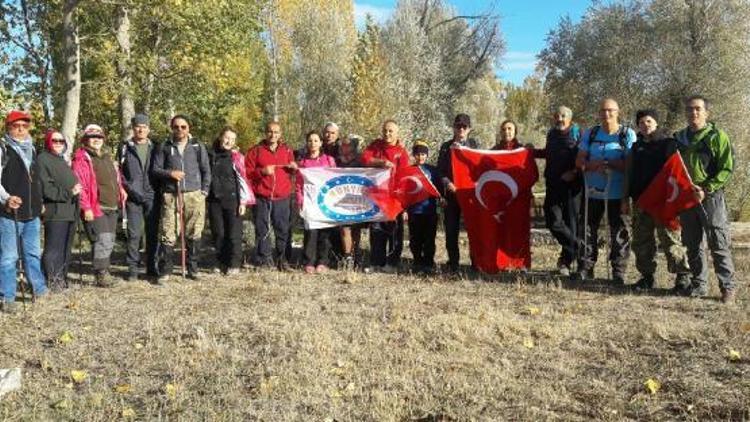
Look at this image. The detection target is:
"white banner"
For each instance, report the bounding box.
[299,167,392,229]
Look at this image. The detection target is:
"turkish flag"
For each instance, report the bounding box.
[365,179,404,221]
[451,147,539,273]
[394,166,441,209]
[636,152,699,230]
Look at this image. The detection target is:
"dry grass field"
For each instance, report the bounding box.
[1,231,748,421]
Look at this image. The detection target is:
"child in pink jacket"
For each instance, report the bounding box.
[71,124,126,287]
[296,131,336,274]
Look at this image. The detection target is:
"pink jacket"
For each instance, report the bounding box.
[71,147,125,218]
[296,153,336,208]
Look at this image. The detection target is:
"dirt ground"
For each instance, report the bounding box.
[0,232,748,421]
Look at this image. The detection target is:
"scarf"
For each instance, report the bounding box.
[4,133,35,170]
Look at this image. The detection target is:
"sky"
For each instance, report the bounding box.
[353,0,592,85]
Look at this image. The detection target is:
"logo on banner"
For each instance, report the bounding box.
[317,175,380,221]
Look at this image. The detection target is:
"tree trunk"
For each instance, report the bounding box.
[115,4,135,142]
[60,0,80,162]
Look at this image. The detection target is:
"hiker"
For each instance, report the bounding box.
[151,115,211,281]
[674,95,736,303]
[338,134,365,271]
[245,121,297,271]
[0,110,47,313]
[72,124,127,287]
[207,126,253,275]
[493,119,523,150]
[436,113,479,274]
[406,140,440,274]
[623,109,691,291]
[361,120,410,273]
[575,98,635,284]
[118,113,159,282]
[38,129,81,291]
[535,106,582,277]
[296,130,337,274]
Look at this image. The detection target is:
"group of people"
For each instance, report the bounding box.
[0,93,737,314]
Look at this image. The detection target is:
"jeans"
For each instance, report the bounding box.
[0,216,46,302]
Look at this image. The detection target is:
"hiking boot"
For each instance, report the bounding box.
[688,284,708,298]
[573,268,594,281]
[1,301,20,314]
[226,268,240,276]
[341,255,355,272]
[186,271,200,281]
[125,270,139,282]
[277,261,292,272]
[382,265,398,274]
[95,271,117,288]
[556,259,571,277]
[633,275,655,291]
[721,289,736,304]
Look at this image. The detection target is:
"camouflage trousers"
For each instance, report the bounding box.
[631,207,690,276]
[160,190,206,246]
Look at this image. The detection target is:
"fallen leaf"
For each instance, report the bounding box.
[52,399,70,409]
[134,343,144,350]
[121,407,136,418]
[65,301,79,310]
[70,370,87,384]
[644,378,660,394]
[740,322,750,334]
[728,349,742,362]
[164,383,177,399]
[523,338,535,349]
[527,306,541,316]
[114,383,131,394]
[58,331,74,345]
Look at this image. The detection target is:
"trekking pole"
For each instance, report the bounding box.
[603,169,612,282]
[12,209,28,310]
[580,170,590,279]
[177,182,187,280]
[76,216,84,285]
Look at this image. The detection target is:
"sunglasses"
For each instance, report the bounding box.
[172,125,188,130]
[51,138,66,143]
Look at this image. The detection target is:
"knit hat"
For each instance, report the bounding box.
[5,110,31,125]
[81,124,105,140]
[635,109,659,124]
[412,139,429,155]
[131,113,150,127]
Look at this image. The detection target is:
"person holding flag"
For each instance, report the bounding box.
[623,109,691,292]
[361,120,409,273]
[674,95,736,303]
[404,140,441,274]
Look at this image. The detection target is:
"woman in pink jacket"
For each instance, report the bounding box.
[296,131,336,274]
[71,124,126,287]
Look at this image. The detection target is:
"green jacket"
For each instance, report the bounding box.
[675,122,733,193]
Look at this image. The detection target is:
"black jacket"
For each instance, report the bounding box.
[628,130,680,202]
[37,150,79,221]
[436,137,479,194]
[542,125,581,197]
[151,137,211,194]
[0,143,42,221]
[207,147,239,207]
[117,139,156,204]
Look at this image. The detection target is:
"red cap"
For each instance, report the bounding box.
[5,110,32,125]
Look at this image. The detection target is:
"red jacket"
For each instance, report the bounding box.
[245,140,295,200]
[360,139,410,172]
[71,147,125,218]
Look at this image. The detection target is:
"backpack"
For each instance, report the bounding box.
[675,126,734,180]
[587,124,629,158]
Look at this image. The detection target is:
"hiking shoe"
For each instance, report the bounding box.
[633,275,655,290]
[341,255,355,272]
[1,301,20,314]
[574,268,594,281]
[157,274,171,284]
[688,284,708,298]
[277,262,292,272]
[186,272,200,281]
[95,271,117,288]
[721,289,736,304]
[304,265,315,274]
[558,265,570,277]
[315,264,328,274]
[612,273,626,286]
[382,265,398,274]
[125,271,138,282]
[226,268,240,276]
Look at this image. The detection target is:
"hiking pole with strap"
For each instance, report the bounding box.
[12,209,28,310]
[602,168,612,282]
[176,182,187,280]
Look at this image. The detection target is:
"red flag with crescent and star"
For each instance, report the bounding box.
[636,152,699,230]
[394,165,441,209]
[451,146,539,273]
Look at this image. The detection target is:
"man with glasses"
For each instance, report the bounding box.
[674,95,736,303]
[0,110,47,313]
[151,115,211,281]
[575,98,635,284]
[118,113,159,282]
[436,113,479,274]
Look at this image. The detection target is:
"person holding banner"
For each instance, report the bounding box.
[623,109,691,292]
[296,131,337,274]
[245,121,297,271]
[674,95,736,303]
[361,120,409,273]
[406,140,440,274]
